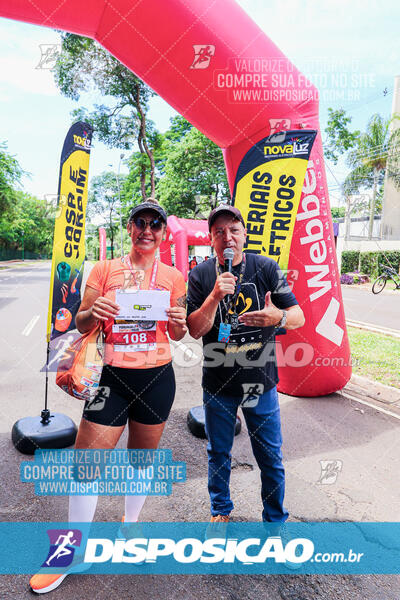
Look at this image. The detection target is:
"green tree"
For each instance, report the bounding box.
[164,115,193,143]
[85,223,99,261]
[88,172,127,258]
[54,34,157,199]
[324,109,363,239]
[156,123,230,217]
[0,191,53,254]
[122,130,164,208]
[330,206,346,219]
[122,115,193,214]
[324,108,360,164]
[0,142,26,214]
[344,114,398,239]
[325,110,400,239]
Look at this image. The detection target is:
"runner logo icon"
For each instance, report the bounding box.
[269,118,291,134]
[190,45,215,69]
[42,529,82,568]
[317,460,343,485]
[36,44,61,69]
[241,383,264,407]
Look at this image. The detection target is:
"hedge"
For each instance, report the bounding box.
[341,251,360,274]
[0,249,51,261]
[341,250,400,278]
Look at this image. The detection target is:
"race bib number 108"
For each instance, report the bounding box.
[111,322,157,352]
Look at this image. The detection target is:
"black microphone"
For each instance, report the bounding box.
[223,248,235,303]
[223,247,234,273]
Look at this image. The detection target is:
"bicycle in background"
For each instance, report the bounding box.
[372,265,400,294]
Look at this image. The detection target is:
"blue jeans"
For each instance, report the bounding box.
[203,386,288,522]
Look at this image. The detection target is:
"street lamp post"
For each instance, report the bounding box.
[21,230,24,261]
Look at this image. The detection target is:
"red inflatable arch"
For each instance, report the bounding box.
[160,217,210,278]
[0,0,351,396]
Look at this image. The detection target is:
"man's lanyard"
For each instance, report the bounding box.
[124,255,158,290]
[215,253,246,325]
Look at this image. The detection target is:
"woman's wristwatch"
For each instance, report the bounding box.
[275,309,287,329]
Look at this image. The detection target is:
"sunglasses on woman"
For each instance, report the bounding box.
[132,216,164,231]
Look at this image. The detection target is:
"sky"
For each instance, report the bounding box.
[0,0,399,209]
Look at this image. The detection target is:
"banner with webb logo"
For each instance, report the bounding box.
[46,121,94,342]
[232,129,316,272]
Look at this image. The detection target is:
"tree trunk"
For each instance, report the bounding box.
[368,168,378,239]
[214,183,219,209]
[134,86,156,200]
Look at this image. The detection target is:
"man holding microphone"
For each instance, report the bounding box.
[187,204,304,524]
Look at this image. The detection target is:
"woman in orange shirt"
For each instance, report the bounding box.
[30,200,187,594]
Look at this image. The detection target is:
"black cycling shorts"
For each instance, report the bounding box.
[82,362,176,427]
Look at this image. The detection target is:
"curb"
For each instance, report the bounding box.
[346,319,400,339]
[339,375,400,421]
[341,283,399,295]
[347,374,400,405]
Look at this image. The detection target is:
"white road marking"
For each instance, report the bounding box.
[21,315,40,336]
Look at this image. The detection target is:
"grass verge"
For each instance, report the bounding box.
[348,326,400,388]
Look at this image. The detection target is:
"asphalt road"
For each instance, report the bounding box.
[1,261,400,599]
[341,285,400,331]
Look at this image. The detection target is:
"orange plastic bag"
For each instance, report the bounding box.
[56,260,110,400]
[56,325,105,400]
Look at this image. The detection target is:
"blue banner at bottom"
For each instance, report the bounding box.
[2,522,400,574]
